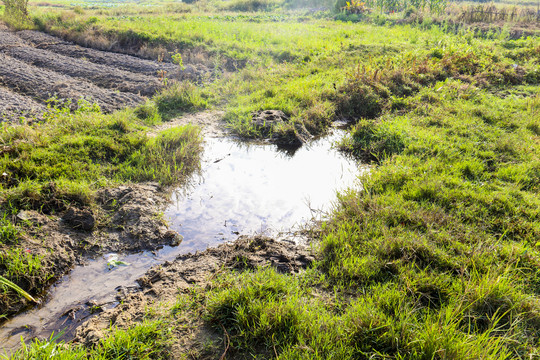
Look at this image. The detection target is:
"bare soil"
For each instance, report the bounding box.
[0,24,207,119]
[16,30,203,81]
[0,86,45,123]
[2,43,163,97]
[0,52,144,113]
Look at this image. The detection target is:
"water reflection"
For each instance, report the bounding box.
[0,129,363,354]
[166,129,363,251]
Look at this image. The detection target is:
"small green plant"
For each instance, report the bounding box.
[1,0,29,23]
[343,0,370,14]
[171,52,185,71]
[0,214,19,244]
[0,275,36,303]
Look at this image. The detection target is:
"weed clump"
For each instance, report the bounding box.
[154,82,209,119]
[339,119,409,161]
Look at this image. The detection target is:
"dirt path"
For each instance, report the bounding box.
[147,110,228,138]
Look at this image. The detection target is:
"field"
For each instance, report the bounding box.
[0,0,540,357]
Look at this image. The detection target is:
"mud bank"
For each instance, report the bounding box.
[75,235,315,351]
[0,183,180,318]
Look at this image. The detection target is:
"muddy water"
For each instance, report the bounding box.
[0,129,362,353]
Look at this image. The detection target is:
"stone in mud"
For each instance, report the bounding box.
[252,110,289,134]
[62,208,95,231]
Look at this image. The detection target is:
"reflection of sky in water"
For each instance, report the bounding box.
[0,131,362,354]
[166,130,363,252]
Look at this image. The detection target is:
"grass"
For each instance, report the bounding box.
[28,5,539,143]
[5,319,170,359]
[1,0,540,358]
[0,93,203,316]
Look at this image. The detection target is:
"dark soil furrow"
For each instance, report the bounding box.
[0,29,162,96]
[1,45,163,96]
[0,53,144,112]
[0,30,25,48]
[0,86,46,122]
[16,30,199,80]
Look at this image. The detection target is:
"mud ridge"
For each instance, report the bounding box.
[74,235,315,347]
[0,37,163,97]
[16,30,203,81]
[0,86,46,123]
[0,52,144,112]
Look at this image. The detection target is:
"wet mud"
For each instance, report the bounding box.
[0,183,181,320]
[75,235,315,349]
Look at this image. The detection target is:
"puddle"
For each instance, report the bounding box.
[166,130,363,249]
[0,129,363,354]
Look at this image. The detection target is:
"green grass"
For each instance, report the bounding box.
[0,94,203,316]
[2,1,540,358]
[5,319,170,359]
[29,7,539,143]
[1,104,202,211]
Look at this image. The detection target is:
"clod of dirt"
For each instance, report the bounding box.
[252,110,290,134]
[62,208,95,231]
[0,53,144,113]
[75,235,314,346]
[252,110,312,146]
[95,183,182,253]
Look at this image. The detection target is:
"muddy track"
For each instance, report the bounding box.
[16,30,198,80]
[0,52,144,113]
[0,33,163,96]
[0,86,45,122]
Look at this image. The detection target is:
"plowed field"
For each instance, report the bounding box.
[0,26,195,121]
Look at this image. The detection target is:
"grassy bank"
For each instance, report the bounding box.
[0,98,203,317]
